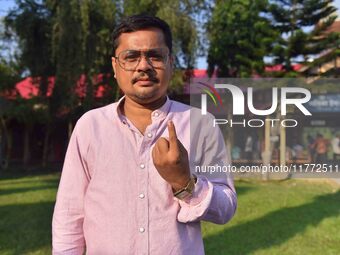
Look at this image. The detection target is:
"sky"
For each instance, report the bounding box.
[1,0,340,68]
[0,0,15,15]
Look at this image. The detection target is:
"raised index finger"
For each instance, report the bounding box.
[167,120,178,150]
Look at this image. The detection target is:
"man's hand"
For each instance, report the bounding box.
[152,120,191,192]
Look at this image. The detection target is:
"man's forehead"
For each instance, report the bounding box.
[117,28,167,49]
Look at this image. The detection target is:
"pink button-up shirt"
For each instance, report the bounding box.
[52,97,237,255]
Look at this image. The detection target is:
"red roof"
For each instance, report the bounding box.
[184,65,304,94]
[265,64,303,72]
[4,74,112,100]
[4,66,304,100]
[15,77,54,99]
[191,69,217,78]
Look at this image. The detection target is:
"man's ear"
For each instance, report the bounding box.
[111,57,117,78]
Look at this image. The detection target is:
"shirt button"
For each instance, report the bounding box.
[147,133,152,138]
[140,164,145,169]
[139,193,145,199]
[153,112,159,117]
[139,227,145,233]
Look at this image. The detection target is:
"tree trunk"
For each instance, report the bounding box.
[5,130,12,170]
[85,72,94,111]
[23,124,31,167]
[42,123,50,168]
[0,117,11,170]
[0,120,3,170]
[68,120,73,141]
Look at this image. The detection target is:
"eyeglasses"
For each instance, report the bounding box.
[114,48,170,71]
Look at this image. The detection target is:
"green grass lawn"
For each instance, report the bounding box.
[0,172,339,255]
[0,172,59,255]
[203,179,340,255]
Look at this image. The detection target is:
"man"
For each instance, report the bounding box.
[244,134,253,162]
[312,133,329,164]
[331,134,340,162]
[52,14,237,255]
[307,135,315,163]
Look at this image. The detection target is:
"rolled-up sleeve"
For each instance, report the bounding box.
[176,112,237,224]
[176,175,236,224]
[52,119,91,255]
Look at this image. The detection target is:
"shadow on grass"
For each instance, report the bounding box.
[0,201,55,254]
[204,191,340,255]
[0,165,62,181]
[0,184,58,197]
[234,186,254,197]
[0,169,61,188]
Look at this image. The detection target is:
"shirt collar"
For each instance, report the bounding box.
[114,95,172,124]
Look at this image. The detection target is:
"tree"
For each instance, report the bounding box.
[79,0,118,111]
[3,0,119,167]
[5,0,55,95]
[5,0,55,167]
[0,60,20,170]
[50,0,83,116]
[51,0,118,139]
[206,0,277,77]
[269,0,338,76]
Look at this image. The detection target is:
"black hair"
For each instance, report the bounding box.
[112,14,172,56]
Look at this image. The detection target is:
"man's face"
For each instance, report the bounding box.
[112,28,173,104]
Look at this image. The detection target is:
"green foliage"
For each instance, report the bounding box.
[7,97,49,126]
[5,0,55,96]
[0,60,20,92]
[79,0,117,111]
[50,0,119,113]
[4,0,118,116]
[0,58,21,121]
[207,0,277,77]
[3,0,55,138]
[269,0,339,75]
[50,0,83,115]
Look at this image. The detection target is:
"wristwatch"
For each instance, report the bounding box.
[173,175,197,200]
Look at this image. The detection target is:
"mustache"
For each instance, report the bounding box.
[132,73,159,84]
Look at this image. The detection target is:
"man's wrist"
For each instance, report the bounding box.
[172,175,197,200]
[171,175,191,192]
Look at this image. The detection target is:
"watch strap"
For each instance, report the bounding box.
[173,175,197,200]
